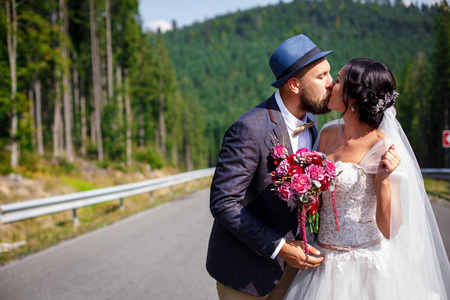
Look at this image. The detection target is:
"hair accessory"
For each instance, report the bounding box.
[375,90,399,113]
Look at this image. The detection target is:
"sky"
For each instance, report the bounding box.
[139,0,441,32]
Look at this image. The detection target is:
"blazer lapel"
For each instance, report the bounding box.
[307,114,319,146]
[266,95,293,154]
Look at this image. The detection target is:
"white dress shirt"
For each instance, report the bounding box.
[270,91,313,259]
[275,90,313,152]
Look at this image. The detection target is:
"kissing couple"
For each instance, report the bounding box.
[206,34,450,300]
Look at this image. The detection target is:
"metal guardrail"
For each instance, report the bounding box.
[0,168,215,225]
[1,167,445,225]
[421,168,450,180]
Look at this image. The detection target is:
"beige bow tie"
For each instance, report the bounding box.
[292,121,315,137]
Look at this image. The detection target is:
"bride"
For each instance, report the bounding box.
[284,58,450,299]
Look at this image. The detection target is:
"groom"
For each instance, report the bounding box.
[206,34,334,299]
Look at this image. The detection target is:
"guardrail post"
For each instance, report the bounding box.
[73,209,79,227]
[170,186,174,196]
[120,198,124,210]
[149,191,154,202]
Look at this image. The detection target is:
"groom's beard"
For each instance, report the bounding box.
[300,87,331,115]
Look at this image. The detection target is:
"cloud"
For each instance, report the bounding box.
[145,19,173,33]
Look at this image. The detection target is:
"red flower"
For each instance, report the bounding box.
[288,164,304,176]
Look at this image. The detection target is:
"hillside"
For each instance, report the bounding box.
[163,0,438,164]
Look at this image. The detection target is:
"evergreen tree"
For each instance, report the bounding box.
[429,0,450,167]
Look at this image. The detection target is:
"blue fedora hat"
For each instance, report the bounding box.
[269,34,333,88]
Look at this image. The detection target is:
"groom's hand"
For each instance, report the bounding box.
[278,240,324,270]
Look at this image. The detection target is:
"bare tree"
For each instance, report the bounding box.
[89,0,104,161]
[124,68,132,166]
[105,0,114,104]
[6,0,19,168]
[80,80,87,157]
[28,87,36,151]
[116,63,124,127]
[53,69,62,157]
[34,76,44,156]
[60,0,74,162]
[158,78,167,159]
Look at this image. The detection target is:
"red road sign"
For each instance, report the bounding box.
[444,130,450,148]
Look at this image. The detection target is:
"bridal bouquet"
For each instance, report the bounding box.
[270,145,339,254]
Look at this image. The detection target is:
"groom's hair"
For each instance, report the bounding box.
[342,58,397,128]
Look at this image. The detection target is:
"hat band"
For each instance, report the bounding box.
[276,47,322,80]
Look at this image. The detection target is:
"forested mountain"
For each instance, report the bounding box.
[0,0,448,173]
[0,0,205,174]
[164,0,449,167]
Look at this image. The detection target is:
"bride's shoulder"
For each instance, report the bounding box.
[318,123,343,152]
[321,123,343,138]
[371,129,387,148]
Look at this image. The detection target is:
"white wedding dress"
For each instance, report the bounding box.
[284,109,450,300]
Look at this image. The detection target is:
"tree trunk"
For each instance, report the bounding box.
[158,79,166,159]
[185,142,193,171]
[124,68,132,166]
[90,93,96,145]
[73,51,80,124]
[60,0,74,162]
[172,136,178,165]
[138,108,144,147]
[29,87,36,151]
[6,0,19,168]
[105,0,114,104]
[116,63,124,128]
[89,0,104,161]
[80,80,87,157]
[34,76,44,156]
[53,69,62,157]
[184,115,193,171]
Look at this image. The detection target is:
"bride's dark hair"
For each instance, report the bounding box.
[342,58,397,128]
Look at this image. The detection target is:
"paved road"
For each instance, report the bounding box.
[0,189,217,300]
[0,189,448,300]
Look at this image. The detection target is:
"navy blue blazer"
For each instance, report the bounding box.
[206,94,319,297]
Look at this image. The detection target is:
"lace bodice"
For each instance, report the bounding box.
[319,161,382,246]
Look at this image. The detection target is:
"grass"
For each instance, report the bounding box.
[60,176,95,191]
[424,178,450,201]
[0,178,212,265]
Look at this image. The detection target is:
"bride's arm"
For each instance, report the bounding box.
[374,145,402,239]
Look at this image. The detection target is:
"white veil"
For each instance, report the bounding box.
[313,107,450,298]
[375,107,450,298]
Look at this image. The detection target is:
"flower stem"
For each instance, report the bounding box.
[298,203,308,254]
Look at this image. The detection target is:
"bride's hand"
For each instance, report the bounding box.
[377,145,400,181]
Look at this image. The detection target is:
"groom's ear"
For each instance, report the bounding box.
[287,77,301,94]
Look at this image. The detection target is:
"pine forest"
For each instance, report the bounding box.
[0,0,449,177]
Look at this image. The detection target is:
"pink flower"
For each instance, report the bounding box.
[277,182,293,201]
[324,158,336,177]
[290,173,311,195]
[276,159,290,177]
[305,164,325,181]
[295,148,310,158]
[271,144,288,160]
